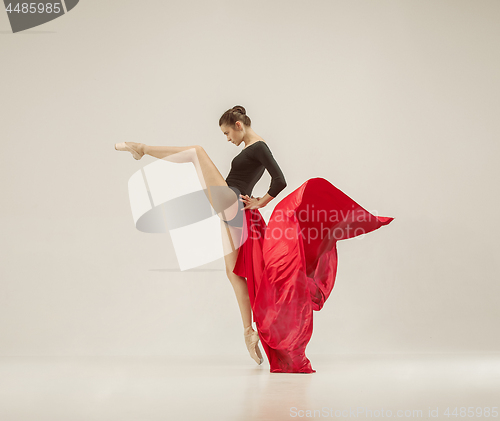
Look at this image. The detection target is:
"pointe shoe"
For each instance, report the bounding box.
[114,142,144,160]
[244,326,264,365]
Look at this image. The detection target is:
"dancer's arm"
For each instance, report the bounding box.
[251,142,287,197]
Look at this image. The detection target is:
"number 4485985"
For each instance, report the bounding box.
[5,3,61,14]
[444,407,499,418]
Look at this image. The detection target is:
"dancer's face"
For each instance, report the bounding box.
[221,122,244,147]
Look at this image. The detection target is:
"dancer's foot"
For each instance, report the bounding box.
[114,142,145,160]
[244,326,264,365]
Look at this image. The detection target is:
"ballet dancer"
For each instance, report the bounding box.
[115,105,285,366]
[116,105,394,373]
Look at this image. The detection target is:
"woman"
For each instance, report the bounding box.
[115,105,394,373]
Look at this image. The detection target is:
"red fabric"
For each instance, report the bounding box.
[233,177,394,373]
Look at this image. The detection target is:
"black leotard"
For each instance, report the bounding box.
[223,141,286,229]
[225,141,287,198]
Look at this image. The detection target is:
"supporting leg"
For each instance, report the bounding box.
[224,246,252,328]
[221,220,264,364]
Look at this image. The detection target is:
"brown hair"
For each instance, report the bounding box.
[219,105,251,128]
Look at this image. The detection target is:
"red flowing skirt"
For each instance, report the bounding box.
[232,177,394,373]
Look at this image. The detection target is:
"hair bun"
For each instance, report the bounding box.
[232,105,246,115]
[219,105,251,127]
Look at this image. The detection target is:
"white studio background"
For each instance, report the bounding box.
[0,0,499,358]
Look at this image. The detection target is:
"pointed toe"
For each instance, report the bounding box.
[114,142,143,160]
[244,326,264,366]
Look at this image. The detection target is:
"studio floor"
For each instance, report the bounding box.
[1,353,498,421]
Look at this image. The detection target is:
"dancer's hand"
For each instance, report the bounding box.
[240,194,262,210]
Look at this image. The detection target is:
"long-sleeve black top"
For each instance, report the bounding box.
[225,141,287,198]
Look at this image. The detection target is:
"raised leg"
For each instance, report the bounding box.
[141,143,240,222]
